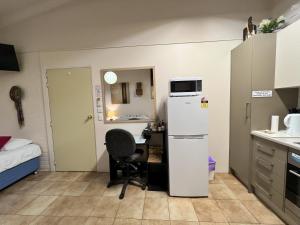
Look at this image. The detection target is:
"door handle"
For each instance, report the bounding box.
[85,114,93,122]
[289,170,300,178]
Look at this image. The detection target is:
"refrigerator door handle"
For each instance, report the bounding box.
[171,135,207,139]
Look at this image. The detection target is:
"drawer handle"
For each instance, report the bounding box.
[289,170,300,178]
[256,157,274,171]
[256,171,273,184]
[257,145,275,156]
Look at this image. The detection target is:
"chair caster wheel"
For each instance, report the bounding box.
[142,185,146,190]
[119,193,124,199]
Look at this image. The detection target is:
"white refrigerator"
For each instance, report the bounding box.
[167,96,208,197]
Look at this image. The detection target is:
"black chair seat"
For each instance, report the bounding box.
[105,129,148,199]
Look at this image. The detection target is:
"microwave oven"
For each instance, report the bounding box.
[170,78,202,96]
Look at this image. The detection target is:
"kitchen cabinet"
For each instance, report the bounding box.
[251,133,300,225]
[252,136,287,210]
[275,20,300,89]
[230,34,298,188]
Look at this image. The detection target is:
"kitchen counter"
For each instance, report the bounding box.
[251,130,300,151]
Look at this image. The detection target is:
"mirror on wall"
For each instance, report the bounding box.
[101,68,156,123]
[111,82,130,104]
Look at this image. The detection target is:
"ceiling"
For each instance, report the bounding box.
[0,0,281,29]
[0,0,76,28]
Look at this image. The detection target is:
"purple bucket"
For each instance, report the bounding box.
[209,156,216,172]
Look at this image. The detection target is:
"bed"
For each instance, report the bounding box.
[0,144,41,190]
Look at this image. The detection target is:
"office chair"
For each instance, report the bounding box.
[105,129,147,199]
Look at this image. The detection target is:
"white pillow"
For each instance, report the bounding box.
[3,138,33,150]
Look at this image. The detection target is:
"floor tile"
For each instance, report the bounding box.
[171,221,199,225]
[209,184,236,200]
[217,200,257,224]
[116,197,144,219]
[57,216,89,225]
[80,181,106,196]
[126,185,146,198]
[199,223,228,225]
[225,183,257,201]
[43,196,98,217]
[4,181,38,194]
[142,220,171,225]
[0,172,284,225]
[90,196,120,218]
[168,198,198,221]
[63,181,90,196]
[85,217,115,225]
[145,191,168,198]
[0,214,36,225]
[113,218,142,225]
[103,185,123,197]
[215,173,237,181]
[209,175,224,184]
[192,199,227,222]
[40,181,71,195]
[0,194,37,214]
[17,196,57,216]
[143,198,169,220]
[242,200,284,224]
[76,172,108,183]
[26,181,56,195]
[29,215,62,225]
[25,172,51,181]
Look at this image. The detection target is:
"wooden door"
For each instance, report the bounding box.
[47,67,97,171]
[229,39,253,186]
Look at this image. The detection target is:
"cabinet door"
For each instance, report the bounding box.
[229,39,252,187]
[252,34,298,130]
[275,19,300,88]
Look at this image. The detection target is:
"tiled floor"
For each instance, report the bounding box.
[0,172,285,225]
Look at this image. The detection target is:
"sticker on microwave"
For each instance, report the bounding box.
[201,97,208,109]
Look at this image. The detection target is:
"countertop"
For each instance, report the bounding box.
[251,130,300,151]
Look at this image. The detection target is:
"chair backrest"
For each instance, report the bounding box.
[105,129,136,160]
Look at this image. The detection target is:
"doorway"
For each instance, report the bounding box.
[47,67,97,171]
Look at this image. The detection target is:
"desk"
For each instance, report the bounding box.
[134,136,146,144]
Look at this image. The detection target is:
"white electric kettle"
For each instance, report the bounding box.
[284,114,300,136]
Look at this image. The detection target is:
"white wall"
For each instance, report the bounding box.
[104,69,155,120]
[0,53,50,169]
[0,0,275,172]
[38,41,240,172]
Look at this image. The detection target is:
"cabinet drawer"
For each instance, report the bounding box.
[254,156,286,179]
[254,139,287,162]
[285,208,300,225]
[254,182,284,209]
[254,169,285,194]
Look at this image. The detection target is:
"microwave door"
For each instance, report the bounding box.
[171,81,195,93]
